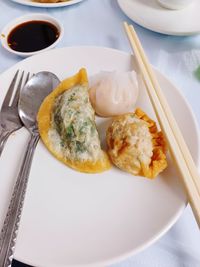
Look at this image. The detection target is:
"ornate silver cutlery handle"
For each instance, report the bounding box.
[0,133,40,267]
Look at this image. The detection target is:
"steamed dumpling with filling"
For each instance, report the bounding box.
[106,108,168,179]
[37,68,111,173]
[89,71,139,117]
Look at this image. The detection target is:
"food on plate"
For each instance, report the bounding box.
[33,0,68,3]
[37,68,111,173]
[89,71,139,117]
[106,108,167,178]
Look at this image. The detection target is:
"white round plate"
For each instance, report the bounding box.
[10,0,84,8]
[0,46,199,267]
[118,0,200,36]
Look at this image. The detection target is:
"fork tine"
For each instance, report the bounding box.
[11,71,25,107]
[24,72,30,85]
[1,70,19,109]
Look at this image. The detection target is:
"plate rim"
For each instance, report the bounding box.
[117,0,200,36]
[1,45,200,267]
[10,0,84,8]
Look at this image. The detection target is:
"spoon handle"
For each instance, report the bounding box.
[0,129,10,157]
[0,133,40,267]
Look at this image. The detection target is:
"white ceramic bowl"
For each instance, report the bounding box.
[0,13,64,57]
[157,0,194,9]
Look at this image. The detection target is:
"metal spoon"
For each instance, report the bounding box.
[0,71,60,267]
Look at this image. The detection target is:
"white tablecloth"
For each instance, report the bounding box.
[0,0,200,266]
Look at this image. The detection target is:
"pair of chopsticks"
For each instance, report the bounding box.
[124,22,200,228]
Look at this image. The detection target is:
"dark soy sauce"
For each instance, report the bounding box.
[7,20,59,52]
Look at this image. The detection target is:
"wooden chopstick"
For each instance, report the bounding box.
[123,22,200,228]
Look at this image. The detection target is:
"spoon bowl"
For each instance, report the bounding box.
[19,71,60,130]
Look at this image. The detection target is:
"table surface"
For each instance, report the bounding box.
[0,0,200,267]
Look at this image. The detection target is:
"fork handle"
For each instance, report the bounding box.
[0,129,10,157]
[0,133,40,267]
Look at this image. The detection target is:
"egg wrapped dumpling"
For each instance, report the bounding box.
[37,68,111,173]
[106,108,167,178]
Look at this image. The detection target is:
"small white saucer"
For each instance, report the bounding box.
[0,13,64,57]
[118,0,200,36]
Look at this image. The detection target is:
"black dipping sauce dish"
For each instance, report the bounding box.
[1,13,64,57]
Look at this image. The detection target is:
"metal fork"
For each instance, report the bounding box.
[0,70,30,156]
